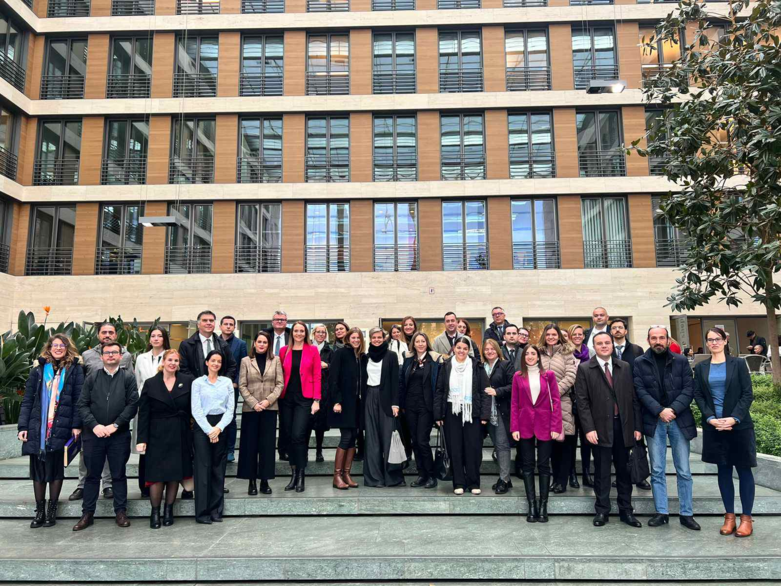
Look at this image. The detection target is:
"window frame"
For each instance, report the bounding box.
[305,115,350,183]
[441,199,489,271]
[235,201,283,273]
[580,195,633,269]
[372,113,418,182]
[372,30,416,94]
[507,110,555,179]
[373,200,419,272]
[239,34,284,96]
[305,201,351,273]
[440,112,486,181]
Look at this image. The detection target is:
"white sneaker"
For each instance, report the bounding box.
[471,488,482,495]
[454,488,464,495]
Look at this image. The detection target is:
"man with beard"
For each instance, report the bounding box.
[585,307,610,356]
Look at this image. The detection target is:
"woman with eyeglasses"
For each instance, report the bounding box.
[481,339,515,494]
[310,325,334,463]
[693,327,756,537]
[568,324,593,488]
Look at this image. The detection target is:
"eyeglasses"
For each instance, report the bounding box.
[102,351,120,356]
[492,312,504,317]
[51,344,67,349]
[518,333,529,338]
[273,318,287,322]
[706,338,724,344]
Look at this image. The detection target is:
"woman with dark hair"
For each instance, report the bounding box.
[481,339,515,494]
[279,321,321,493]
[568,323,592,488]
[18,334,84,528]
[333,322,350,350]
[329,327,366,489]
[694,327,757,537]
[401,316,418,347]
[238,331,283,495]
[388,325,409,366]
[457,319,482,361]
[310,324,333,463]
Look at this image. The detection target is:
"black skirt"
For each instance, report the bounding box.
[701,425,757,468]
[29,451,65,483]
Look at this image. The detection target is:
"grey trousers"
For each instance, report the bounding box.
[488,415,512,482]
[77,452,112,489]
[363,385,404,488]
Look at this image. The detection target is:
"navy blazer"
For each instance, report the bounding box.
[693,356,753,430]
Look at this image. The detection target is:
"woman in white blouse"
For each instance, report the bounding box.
[388,325,409,366]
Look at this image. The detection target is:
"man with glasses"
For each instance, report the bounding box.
[484,307,510,346]
[585,307,610,356]
[264,311,292,460]
[633,326,700,531]
[73,341,139,531]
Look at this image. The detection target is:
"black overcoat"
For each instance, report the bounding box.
[328,347,366,429]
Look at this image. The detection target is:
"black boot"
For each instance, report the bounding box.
[538,474,550,523]
[295,467,306,493]
[582,469,594,488]
[150,506,161,529]
[248,480,258,496]
[30,500,46,529]
[43,500,58,527]
[163,504,175,526]
[284,466,297,491]
[569,471,580,489]
[521,473,537,523]
[259,480,272,495]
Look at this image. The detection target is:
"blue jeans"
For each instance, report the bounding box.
[646,418,693,516]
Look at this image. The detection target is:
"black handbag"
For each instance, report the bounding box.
[434,427,452,481]
[628,441,651,484]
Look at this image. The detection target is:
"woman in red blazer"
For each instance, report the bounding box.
[279,321,322,493]
[511,345,563,524]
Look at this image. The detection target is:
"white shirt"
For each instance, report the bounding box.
[527,365,541,404]
[199,333,215,358]
[273,332,286,356]
[367,359,383,386]
[103,366,119,377]
[596,355,613,377]
[587,326,608,356]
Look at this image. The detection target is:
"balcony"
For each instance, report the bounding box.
[578,149,627,178]
[373,70,416,94]
[583,239,633,269]
[106,74,151,98]
[40,75,85,100]
[165,245,212,274]
[574,64,620,90]
[570,0,612,4]
[373,152,417,182]
[641,64,673,88]
[305,245,350,272]
[0,52,25,92]
[25,247,74,276]
[307,0,348,9]
[239,72,283,96]
[237,156,283,183]
[649,156,668,176]
[443,243,488,271]
[506,66,551,91]
[439,68,483,93]
[509,151,556,179]
[33,158,80,186]
[47,0,90,16]
[655,238,688,267]
[241,0,284,10]
[234,246,282,273]
[512,241,560,270]
[177,0,220,12]
[0,146,18,181]
[169,157,214,184]
[374,244,419,272]
[305,154,349,183]
[0,243,8,274]
[173,72,217,97]
[372,0,414,8]
[441,152,485,181]
[101,157,147,185]
[438,0,479,7]
[95,246,143,275]
[111,0,154,13]
[306,72,349,95]
[503,0,546,5]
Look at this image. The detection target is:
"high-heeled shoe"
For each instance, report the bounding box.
[163,504,175,526]
[295,468,306,493]
[150,506,161,529]
[284,466,297,491]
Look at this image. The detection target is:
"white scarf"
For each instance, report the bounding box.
[448,357,473,425]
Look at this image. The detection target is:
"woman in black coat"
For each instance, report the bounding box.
[481,339,514,494]
[311,325,334,463]
[17,334,84,528]
[329,327,367,489]
[693,327,756,537]
[136,349,194,529]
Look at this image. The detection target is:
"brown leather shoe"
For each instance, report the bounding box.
[343,447,359,488]
[115,511,131,528]
[72,512,94,532]
[333,448,349,490]
[736,514,753,537]
[720,513,737,535]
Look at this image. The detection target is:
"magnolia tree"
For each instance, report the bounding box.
[637,0,781,382]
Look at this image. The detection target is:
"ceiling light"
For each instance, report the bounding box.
[140,215,176,228]
[586,79,627,94]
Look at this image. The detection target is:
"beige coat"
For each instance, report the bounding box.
[540,344,578,436]
[239,355,283,412]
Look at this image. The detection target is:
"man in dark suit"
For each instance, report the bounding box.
[263,311,292,459]
[484,306,510,346]
[575,331,643,528]
[220,315,248,464]
[501,324,524,372]
[179,310,237,380]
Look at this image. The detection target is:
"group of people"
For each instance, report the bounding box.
[15,306,758,536]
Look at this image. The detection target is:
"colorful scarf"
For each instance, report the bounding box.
[40,362,67,451]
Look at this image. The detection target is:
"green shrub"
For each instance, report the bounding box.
[753,414,781,458]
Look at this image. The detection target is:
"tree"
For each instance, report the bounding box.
[635,0,781,382]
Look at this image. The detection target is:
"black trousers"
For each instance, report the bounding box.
[82,430,131,514]
[277,396,291,456]
[193,414,228,522]
[592,417,633,516]
[551,434,576,486]
[577,413,593,474]
[518,437,553,476]
[237,409,277,481]
[398,409,414,458]
[406,403,434,478]
[280,398,313,469]
[443,407,483,490]
[338,427,358,450]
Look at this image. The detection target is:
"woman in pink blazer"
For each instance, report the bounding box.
[511,345,563,524]
[279,321,322,493]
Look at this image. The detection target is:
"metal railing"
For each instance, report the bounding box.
[305,155,349,182]
[373,70,415,94]
[374,244,419,272]
[22,0,34,8]
[169,157,214,184]
[438,0,479,7]
[441,153,486,181]
[578,149,627,178]
[242,0,284,10]
[173,72,217,97]
[512,241,560,270]
[570,0,612,4]
[373,152,417,182]
[306,73,349,95]
[234,246,282,273]
[574,64,620,90]
[307,0,349,9]
[305,245,351,272]
[237,156,283,183]
[101,157,147,185]
[0,146,18,181]
[509,151,556,179]
[40,75,85,99]
[95,246,143,275]
[165,245,212,274]
[106,74,151,98]
[641,64,672,88]
[439,68,483,93]
[177,0,220,12]
[0,52,25,92]
[503,0,547,5]
[506,66,551,91]
[0,243,9,274]
[112,0,154,13]
[239,72,284,96]
[33,158,80,186]
[372,0,414,8]
[25,247,74,276]
[655,238,689,267]
[583,239,633,269]
[47,0,90,16]
[649,156,668,176]
[443,243,488,271]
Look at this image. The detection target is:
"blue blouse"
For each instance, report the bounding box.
[708,362,727,420]
[192,375,234,434]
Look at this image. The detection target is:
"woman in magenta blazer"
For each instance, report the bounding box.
[511,345,562,524]
[279,321,322,493]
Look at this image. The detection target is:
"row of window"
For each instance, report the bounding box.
[12,196,685,277]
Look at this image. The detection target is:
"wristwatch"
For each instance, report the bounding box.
[112,423,119,429]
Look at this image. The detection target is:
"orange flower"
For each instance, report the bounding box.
[43,306,51,314]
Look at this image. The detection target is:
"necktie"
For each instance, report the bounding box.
[274,335,281,356]
[604,362,618,416]
[616,345,624,360]
[206,338,213,354]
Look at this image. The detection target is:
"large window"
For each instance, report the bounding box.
[0,197,11,273]
[639,26,681,87]
[238,117,283,183]
[306,116,349,183]
[26,206,76,276]
[581,196,632,268]
[442,200,488,271]
[174,36,218,97]
[307,0,348,11]
[0,14,25,91]
[34,120,82,186]
[439,31,482,93]
[374,202,418,272]
[96,204,143,275]
[508,112,554,179]
[373,115,416,182]
[42,38,87,99]
[236,203,282,273]
[166,203,213,274]
[372,0,413,10]
[307,34,349,95]
[102,118,149,185]
[576,110,626,177]
[652,195,687,267]
[511,199,559,269]
[170,117,216,184]
[305,203,350,272]
[0,108,17,180]
[177,0,221,14]
[505,30,549,91]
[571,25,617,90]
[112,0,155,16]
[107,37,152,98]
[48,0,90,17]
[240,36,283,96]
[373,32,415,94]
[242,0,284,12]
[645,108,668,176]
[441,113,485,180]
